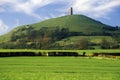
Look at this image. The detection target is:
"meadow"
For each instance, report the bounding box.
[0,57,120,80]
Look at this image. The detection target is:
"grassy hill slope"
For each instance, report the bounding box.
[33,15,109,34]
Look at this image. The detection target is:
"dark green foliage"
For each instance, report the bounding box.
[77,38,90,50]
[103,26,119,31]
[0,26,71,49]
[111,30,120,42]
[100,38,119,49]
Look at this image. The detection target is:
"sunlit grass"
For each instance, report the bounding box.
[0,57,120,80]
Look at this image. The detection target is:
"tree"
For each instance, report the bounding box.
[41,33,52,49]
[109,40,119,49]
[112,30,120,43]
[100,38,119,49]
[16,39,26,48]
[35,35,42,49]
[100,38,110,49]
[10,32,18,41]
[77,38,90,50]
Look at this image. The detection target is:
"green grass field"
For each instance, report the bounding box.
[0,57,120,80]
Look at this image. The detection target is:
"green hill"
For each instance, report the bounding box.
[0,15,119,49]
[0,15,112,41]
[33,15,110,34]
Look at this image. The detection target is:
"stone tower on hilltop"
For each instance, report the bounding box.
[68,7,73,15]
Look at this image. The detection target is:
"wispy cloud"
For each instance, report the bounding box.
[0,0,55,19]
[0,19,9,35]
[69,0,120,18]
[0,0,66,19]
[0,0,120,19]
[13,0,54,19]
[14,0,68,19]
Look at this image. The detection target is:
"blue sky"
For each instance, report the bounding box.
[0,0,120,35]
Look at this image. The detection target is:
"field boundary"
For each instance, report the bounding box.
[0,49,120,58]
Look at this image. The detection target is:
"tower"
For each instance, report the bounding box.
[68,7,73,15]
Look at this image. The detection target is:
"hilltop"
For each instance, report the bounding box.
[33,15,111,34]
[0,15,120,49]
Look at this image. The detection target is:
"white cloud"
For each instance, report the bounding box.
[69,0,120,18]
[13,0,66,19]
[0,0,54,19]
[0,0,120,19]
[0,0,67,19]
[0,19,9,35]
